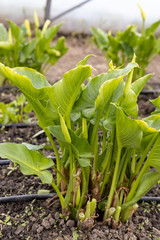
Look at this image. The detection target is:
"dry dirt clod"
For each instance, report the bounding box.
[42,219,51,229]
[37,226,44,233]
[15,225,24,235]
[66,220,75,227]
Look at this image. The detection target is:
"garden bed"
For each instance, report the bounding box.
[0,35,160,240]
[0,166,160,240]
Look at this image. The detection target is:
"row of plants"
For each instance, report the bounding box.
[0,10,68,85]
[0,55,160,227]
[0,11,68,124]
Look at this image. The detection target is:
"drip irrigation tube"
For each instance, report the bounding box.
[0,122,37,128]
[0,86,17,90]
[0,194,159,204]
[138,197,160,203]
[0,160,11,165]
[0,194,56,203]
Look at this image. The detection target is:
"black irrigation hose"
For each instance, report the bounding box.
[0,194,159,204]
[0,160,11,165]
[0,86,17,90]
[0,122,37,128]
[0,194,56,203]
[138,197,160,203]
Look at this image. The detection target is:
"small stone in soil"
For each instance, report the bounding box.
[42,219,51,229]
[32,223,39,233]
[37,226,44,233]
[52,232,58,237]
[66,220,75,227]
[60,219,65,225]
[30,216,36,222]
[48,217,56,225]
[15,225,24,235]
[54,212,60,220]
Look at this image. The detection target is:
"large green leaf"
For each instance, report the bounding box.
[0,63,50,99]
[150,96,160,108]
[74,62,138,114]
[90,26,108,50]
[0,42,13,50]
[0,23,8,41]
[44,24,61,43]
[137,119,158,136]
[103,81,125,131]
[120,89,138,118]
[22,142,45,151]
[95,77,123,111]
[8,20,25,42]
[122,171,160,210]
[48,125,93,158]
[131,74,152,97]
[48,64,92,118]
[76,55,93,67]
[117,25,138,48]
[145,20,160,36]
[146,134,160,171]
[116,107,143,148]
[143,114,160,130]
[0,143,54,184]
[20,39,39,63]
[47,37,68,66]
[0,64,56,127]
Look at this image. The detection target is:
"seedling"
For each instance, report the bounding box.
[0,94,32,124]
[0,55,159,226]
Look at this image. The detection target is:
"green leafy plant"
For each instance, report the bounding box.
[0,12,68,124]
[0,56,159,226]
[90,4,160,80]
[0,11,68,85]
[0,93,32,124]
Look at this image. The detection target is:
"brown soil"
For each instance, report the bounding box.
[0,167,160,240]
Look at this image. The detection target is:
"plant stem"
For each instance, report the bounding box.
[51,179,64,208]
[100,143,113,196]
[69,145,76,204]
[82,118,88,139]
[125,158,149,203]
[78,166,89,210]
[105,146,122,211]
[118,149,130,205]
[134,133,158,176]
[102,130,106,153]
[131,149,136,175]
[115,206,121,223]
[44,128,61,187]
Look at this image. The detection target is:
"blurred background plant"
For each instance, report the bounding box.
[91,3,160,81]
[0,11,68,124]
[0,93,32,124]
[0,11,68,85]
